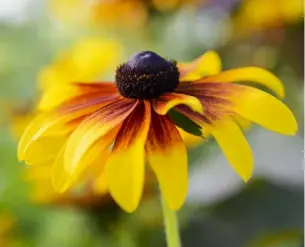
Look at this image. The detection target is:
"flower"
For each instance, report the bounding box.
[38,37,123,110]
[48,0,148,30]
[18,50,297,213]
[233,0,303,34]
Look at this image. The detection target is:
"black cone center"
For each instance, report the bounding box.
[115,51,179,99]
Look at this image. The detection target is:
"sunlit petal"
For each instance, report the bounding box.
[146,113,188,210]
[64,98,138,175]
[93,170,109,195]
[38,82,117,111]
[51,145,74,193]
[22,136,66,166]
[18,105,101,161]
[231,85,298,135]
[178,128,205,148]
[106,101,151,213]
[207,118,253,182]
[152,93,203,115]
[233,115,252,130]
[195,67,285,98]
[178,51,222,80]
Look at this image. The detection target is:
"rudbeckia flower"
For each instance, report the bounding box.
[18,51,297,213]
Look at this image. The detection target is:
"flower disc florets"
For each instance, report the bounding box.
[115,51,180,99]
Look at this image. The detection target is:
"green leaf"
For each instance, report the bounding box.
[167,109,203,137]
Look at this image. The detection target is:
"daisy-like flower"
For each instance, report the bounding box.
[18,51,297,213]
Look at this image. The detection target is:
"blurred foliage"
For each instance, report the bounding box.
[0,0,303,246]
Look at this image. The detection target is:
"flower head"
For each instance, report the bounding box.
[18,50,297,213]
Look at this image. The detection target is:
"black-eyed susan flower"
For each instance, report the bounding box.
[18,50,297,213]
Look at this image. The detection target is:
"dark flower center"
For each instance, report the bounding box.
[115,51,180,99]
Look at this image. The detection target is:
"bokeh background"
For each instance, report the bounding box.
[0,0,304,246]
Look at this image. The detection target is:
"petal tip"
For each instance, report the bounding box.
[167,200,184,211]
[241,175,252,183]
[108,184,140,213]
[119,203,138,213]
[239,167,253,183]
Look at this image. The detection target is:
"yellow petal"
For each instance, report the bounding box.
[51,145,74,193]
[18,113,64,161]
[106,101,151,213]
[93,171,108,195]
[146,113,188,210]
[38,85,82,111]
[231,85,298,135]
[24,165,52,182]
[64,99,137,175]
[22,136,66,166]
[179,50,222,80]
[178,128,205,148]
[196,67,285,98]
[38,66,69,91]
[38,82,117,111]
[18,108,93,162]
[207,118,253,182]
[153,93,203,115]
[233,115,252,130]
[68,128,118,180]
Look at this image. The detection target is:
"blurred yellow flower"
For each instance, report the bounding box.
[89,0,147,29]
[48,0,148,30]
[18,50,297,213]
[38,37,123,110]
[151,0,194,12]
[234,0,303,34]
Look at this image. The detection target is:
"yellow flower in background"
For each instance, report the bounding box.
[234,0,303,34]
[89,0,147,30]
[47,0,198,29]
[48,0,90,27]
[18,50,297,213]
[38,37,123,90]
[48,0,148,30]
[38,37,123,110]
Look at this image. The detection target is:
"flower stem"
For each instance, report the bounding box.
[161,195,182,247]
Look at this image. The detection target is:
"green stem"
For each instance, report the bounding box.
[161,195,182,247]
